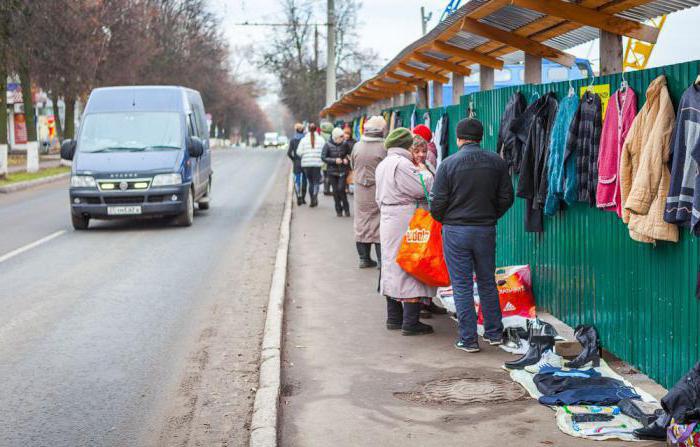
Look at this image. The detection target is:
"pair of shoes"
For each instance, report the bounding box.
[524,350,563,374]
[336,212,343,217]
[503,327,523,349]
[504,335,555,370]
[401,322,433,336]
[359,259,378,269]
[454,340,480,353]
[482,336,503,346]
[565,324,602,368]
[426,302,447,315]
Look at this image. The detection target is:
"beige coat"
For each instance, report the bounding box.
[619,75,679,243]
[375,148,436,299]
[350,136,386,243]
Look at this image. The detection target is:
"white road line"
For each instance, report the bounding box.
[0,230,66,264]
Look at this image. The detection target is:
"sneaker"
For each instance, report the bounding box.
[524,349,563,374]
[454,340,480,353]
[482,336,503,346]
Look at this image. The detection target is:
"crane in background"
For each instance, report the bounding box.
[623,15,667,70]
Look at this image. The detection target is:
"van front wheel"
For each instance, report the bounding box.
[72,214,90,230]
[174,188,194,227]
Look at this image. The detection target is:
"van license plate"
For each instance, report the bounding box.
[107,206,142,215]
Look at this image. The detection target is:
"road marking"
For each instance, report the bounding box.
[0,230,66,264]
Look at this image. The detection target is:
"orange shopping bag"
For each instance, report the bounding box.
[395,174,451,287]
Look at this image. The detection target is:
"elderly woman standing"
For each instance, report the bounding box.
[350,116,387,269]
[375,127,436,336]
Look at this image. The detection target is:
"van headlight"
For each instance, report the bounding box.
[70,175,96,188]
[152,173,182,187]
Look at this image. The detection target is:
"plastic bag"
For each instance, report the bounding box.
[395,208,451,287]
[473,265,536,328]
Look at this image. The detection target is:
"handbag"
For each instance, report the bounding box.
[395,174,451,287]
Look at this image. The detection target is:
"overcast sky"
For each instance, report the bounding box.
[210,0,700,103]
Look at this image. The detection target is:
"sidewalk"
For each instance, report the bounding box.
[281,193,664,447]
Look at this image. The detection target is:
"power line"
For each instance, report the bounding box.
[232,21,328,27]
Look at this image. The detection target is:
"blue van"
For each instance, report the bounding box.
[60,86,212,230]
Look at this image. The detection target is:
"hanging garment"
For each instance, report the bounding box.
[620,75,679,244]
[544,94,579,216]
[433,114,444,166]
[423,111,431,130]
[664,84,700,234]
[565,91,603,206]
[596,87,638,216]
[513,92,558,232]
[439,112,450,161]
[389,111,397,133]
[410,108,417,129]
[498,91,527,174]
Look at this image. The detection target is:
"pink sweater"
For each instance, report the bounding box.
[596,87,637,217]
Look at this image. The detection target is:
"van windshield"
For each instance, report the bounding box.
[78,112,182,153]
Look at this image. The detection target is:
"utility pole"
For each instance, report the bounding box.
[314,25,319,71]
[420,6,433,35]
[325,0,336,107]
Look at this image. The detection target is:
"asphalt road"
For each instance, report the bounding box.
[0,148,287,446]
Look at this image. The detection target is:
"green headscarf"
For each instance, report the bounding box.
[384,127,413,150]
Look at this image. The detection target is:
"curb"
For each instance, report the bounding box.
[0,172,69,194]
[249,170,293,447]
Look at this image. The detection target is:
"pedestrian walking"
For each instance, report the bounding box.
[297,122,325,208]
[320,122,334,196]
[287,122,307,206]
[375,127,437,336]
[350,116,386,268]
[322,128,351,217]
[430,118,514,353]
[343,125,357,196]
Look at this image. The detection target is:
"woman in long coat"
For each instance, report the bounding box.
[375,128,436,336]
[350,116,387,268]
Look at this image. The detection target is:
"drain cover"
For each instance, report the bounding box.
[395,376,527,406]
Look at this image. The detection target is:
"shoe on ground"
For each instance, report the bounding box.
[455,340,480,353]
[426,302,447,315]
[359,259,378,269]
[482,335,503,346]
[419,309,433,319]
[401,322,434,336]
[297,197,304,206]
[337,212,343,217]
[524,349,563,374]
[386,322,402,330]
[344,210,351,217]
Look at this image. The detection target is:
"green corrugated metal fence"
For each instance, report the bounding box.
[374,60,700,388]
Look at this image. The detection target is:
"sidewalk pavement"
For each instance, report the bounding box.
[281,192,665,447]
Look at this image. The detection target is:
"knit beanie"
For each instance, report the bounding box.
[384,127,413,150]
[331,127,344,143]
[320,121,334,138]
[412,124,432,143]
[456,118,484,141]
[363,116,386,137]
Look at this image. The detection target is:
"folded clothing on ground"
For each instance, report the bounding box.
[535,370,641,406]
[539,366,601,379]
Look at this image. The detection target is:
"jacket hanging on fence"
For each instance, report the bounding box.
[620,75,679,244]
[565,91,603,206]
[498,91,527,174]
[664,84,700,234]
[513,92,558,232]
[440,112,450,161]
[544,93,579,216]
[596,87,638,216]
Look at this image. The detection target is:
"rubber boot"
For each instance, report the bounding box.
[356,243,377,269]
[504,335,555,370]
[565,325,602,368]
[401,302,434,336]
[386,297,403,330]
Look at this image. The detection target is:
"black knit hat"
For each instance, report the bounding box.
[456,118,484,141]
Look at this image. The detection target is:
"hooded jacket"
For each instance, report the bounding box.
[664,84,700,234]
[620,75,678,244]
[498,91,527,173]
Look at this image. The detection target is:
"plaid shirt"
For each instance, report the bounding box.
[565,91,603,206]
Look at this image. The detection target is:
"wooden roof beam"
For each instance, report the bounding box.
[511,0,658,43]
[410,53,472,77]
[460,17,576,67]
[385,72,427,86]
[429,41,504,70]
[354,89,386,99]
[370,80,413,93]
[396,63,450,83]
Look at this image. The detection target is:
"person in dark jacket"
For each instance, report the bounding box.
[431,118,514,353]
[322,128,351,217]
[287,123,307,206]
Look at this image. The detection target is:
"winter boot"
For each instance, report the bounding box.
[633,412,670,440]
[356,243,378,269]
[401,302,434,336]
[565,325,602,368]
[297,196,304,206]
[310,196,318,208]
[386,297,403,330]
[426,301,447,315]
[504,335,555,370]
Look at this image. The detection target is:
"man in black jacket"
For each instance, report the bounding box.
[287,123,307,206]
[431,118,514,353]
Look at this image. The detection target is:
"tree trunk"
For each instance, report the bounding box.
[0,61,7,146]
[51,95,63,141]
[19,63,37,142]
[64,96,75,139]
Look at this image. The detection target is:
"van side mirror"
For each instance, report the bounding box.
[61,139,77,160]
[187,136,204,158]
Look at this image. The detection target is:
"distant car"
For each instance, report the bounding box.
[263,132,279,148]
[60,85,212,230]
[278,135,289,146]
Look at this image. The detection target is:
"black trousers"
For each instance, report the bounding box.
[303,167,322,199]
[329,173,349,214]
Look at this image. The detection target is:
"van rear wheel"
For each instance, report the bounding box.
[174,188,194,227]
[72,214,90,230]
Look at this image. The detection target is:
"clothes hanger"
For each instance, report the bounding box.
[586,76,595,93]
[620,71,628,93]
[468,100,475,118]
